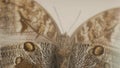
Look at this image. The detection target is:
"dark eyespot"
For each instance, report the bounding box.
[15,57,23,64]
[24,42,35,52]
[92,45,104,56]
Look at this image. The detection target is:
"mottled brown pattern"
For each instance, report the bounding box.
[0,0,59,68]
[71,8,120,68]
[0,0,61,41]
[0,0,120,68]
[72,8,120,43]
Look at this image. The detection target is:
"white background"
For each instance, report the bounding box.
[36,0,120,36]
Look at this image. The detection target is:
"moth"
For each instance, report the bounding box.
[0,0,120,68]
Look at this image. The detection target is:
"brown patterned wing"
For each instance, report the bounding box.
[69,8,120,68]
[0,0,61,68]
[0,0,61,41]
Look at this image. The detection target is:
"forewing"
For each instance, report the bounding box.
[69,8,120,68]
[0,0,60,68]
[0,0,61,41]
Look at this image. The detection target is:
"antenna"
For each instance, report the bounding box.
[53,6,65,33]
[67,10,81,33]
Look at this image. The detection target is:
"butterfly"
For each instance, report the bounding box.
[0,0,120,68]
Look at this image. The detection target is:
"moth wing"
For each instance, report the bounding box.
[0,42,57,68]
[69,8,120,68]
[0,0,61,41]
[0,0,60,68]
